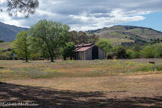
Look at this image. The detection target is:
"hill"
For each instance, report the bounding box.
[87,25,162,45]
[0,22,28,42]
[0,42,13,50]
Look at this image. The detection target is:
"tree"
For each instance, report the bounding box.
[0,0,39,17]
[13,30,30,62]
[96,38,113,56]
[114,46,128,59]
[140,43,162,58]
[61,42,75,60]
[29,20,70,62]
[69,31,99,44]
[140,45,156,58]
[154,43,162,58]
[78,31,89,44]
[126,49,138,59]
[87,34,99,44]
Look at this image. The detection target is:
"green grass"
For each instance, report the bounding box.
[0,59,162,80]
[107,38,134,45]
[108,32,127,38]
[135,65,162,72]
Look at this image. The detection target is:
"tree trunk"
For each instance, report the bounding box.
[64,56,66,60]
[51,56,54,62]
[70,57,72,60]
[25,56,28,62]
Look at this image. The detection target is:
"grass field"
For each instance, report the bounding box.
[0,59,162,107]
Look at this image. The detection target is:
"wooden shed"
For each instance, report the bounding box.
[74,43,105,60]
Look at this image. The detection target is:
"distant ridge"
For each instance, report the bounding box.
[0,22,28,42]
[87,25,162,45]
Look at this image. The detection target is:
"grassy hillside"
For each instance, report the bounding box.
[87,25,162,45]
[0,42,13,60]
[0,42,13,50]
[0,22,28,42]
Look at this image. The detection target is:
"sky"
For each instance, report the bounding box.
[0,0,162,31]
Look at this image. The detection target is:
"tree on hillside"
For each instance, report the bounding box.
[0,0,39,17]
[29,20,70,62]
[69,31,99,44]
[78,31,89,44]
[61,42,75,60]
[13,30,31,62]
[88,34,99,44]
[96,38,113,56]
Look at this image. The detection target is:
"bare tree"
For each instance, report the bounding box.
[0,0,39,17]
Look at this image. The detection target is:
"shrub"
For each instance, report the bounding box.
[114,46,128,59]
[154,43,162,58]
[0,51,13,60]
[140,43,162,58]
[140,45,156,58]
[126,49,137,59]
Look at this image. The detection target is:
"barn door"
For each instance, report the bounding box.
[92,46,98,60]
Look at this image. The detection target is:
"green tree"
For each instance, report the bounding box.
[140,45,156,58]
[154,43,162,58]
[114,46,128,59]
[13,30,30,62]
[29,20,70,62]
[126,49,139,59]
[87,34,99,44]
[61,42,75,60]
[96,38,113,56]
[69,31,99,44]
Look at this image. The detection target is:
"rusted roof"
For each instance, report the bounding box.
[75,43,94,52]
[75,43,93,48]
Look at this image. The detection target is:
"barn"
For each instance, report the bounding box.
[74,43,105,60]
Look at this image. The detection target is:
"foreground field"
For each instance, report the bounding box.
[0,59,162,107]
[0,59,162,80]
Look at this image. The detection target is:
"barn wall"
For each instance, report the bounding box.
[85,48,92,60]
[78,52,85,60]
[98,48,105,59]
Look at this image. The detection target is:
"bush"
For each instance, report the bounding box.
[30,53,41,60]
[140,43,162,58]
[126,49,136,59]
[154,43,162,58]
[107,52,117,59]
[61,42,75,60]
[140,45,155,58]
[114,46,128,59]
[0,51,13,60]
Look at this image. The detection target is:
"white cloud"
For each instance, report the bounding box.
[68,9,145,31]
[0,0,162,30]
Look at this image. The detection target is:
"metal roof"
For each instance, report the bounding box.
[75,43,94,52]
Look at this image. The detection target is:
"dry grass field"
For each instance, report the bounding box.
[0,59,162,107]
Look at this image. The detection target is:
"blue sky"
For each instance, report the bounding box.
[0,0,162,31]
[121,12,162,32]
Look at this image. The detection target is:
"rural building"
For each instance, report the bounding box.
[74,43,105,60]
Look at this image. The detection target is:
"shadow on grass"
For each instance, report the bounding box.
[0,82,162,108]
[0,67,4,69]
